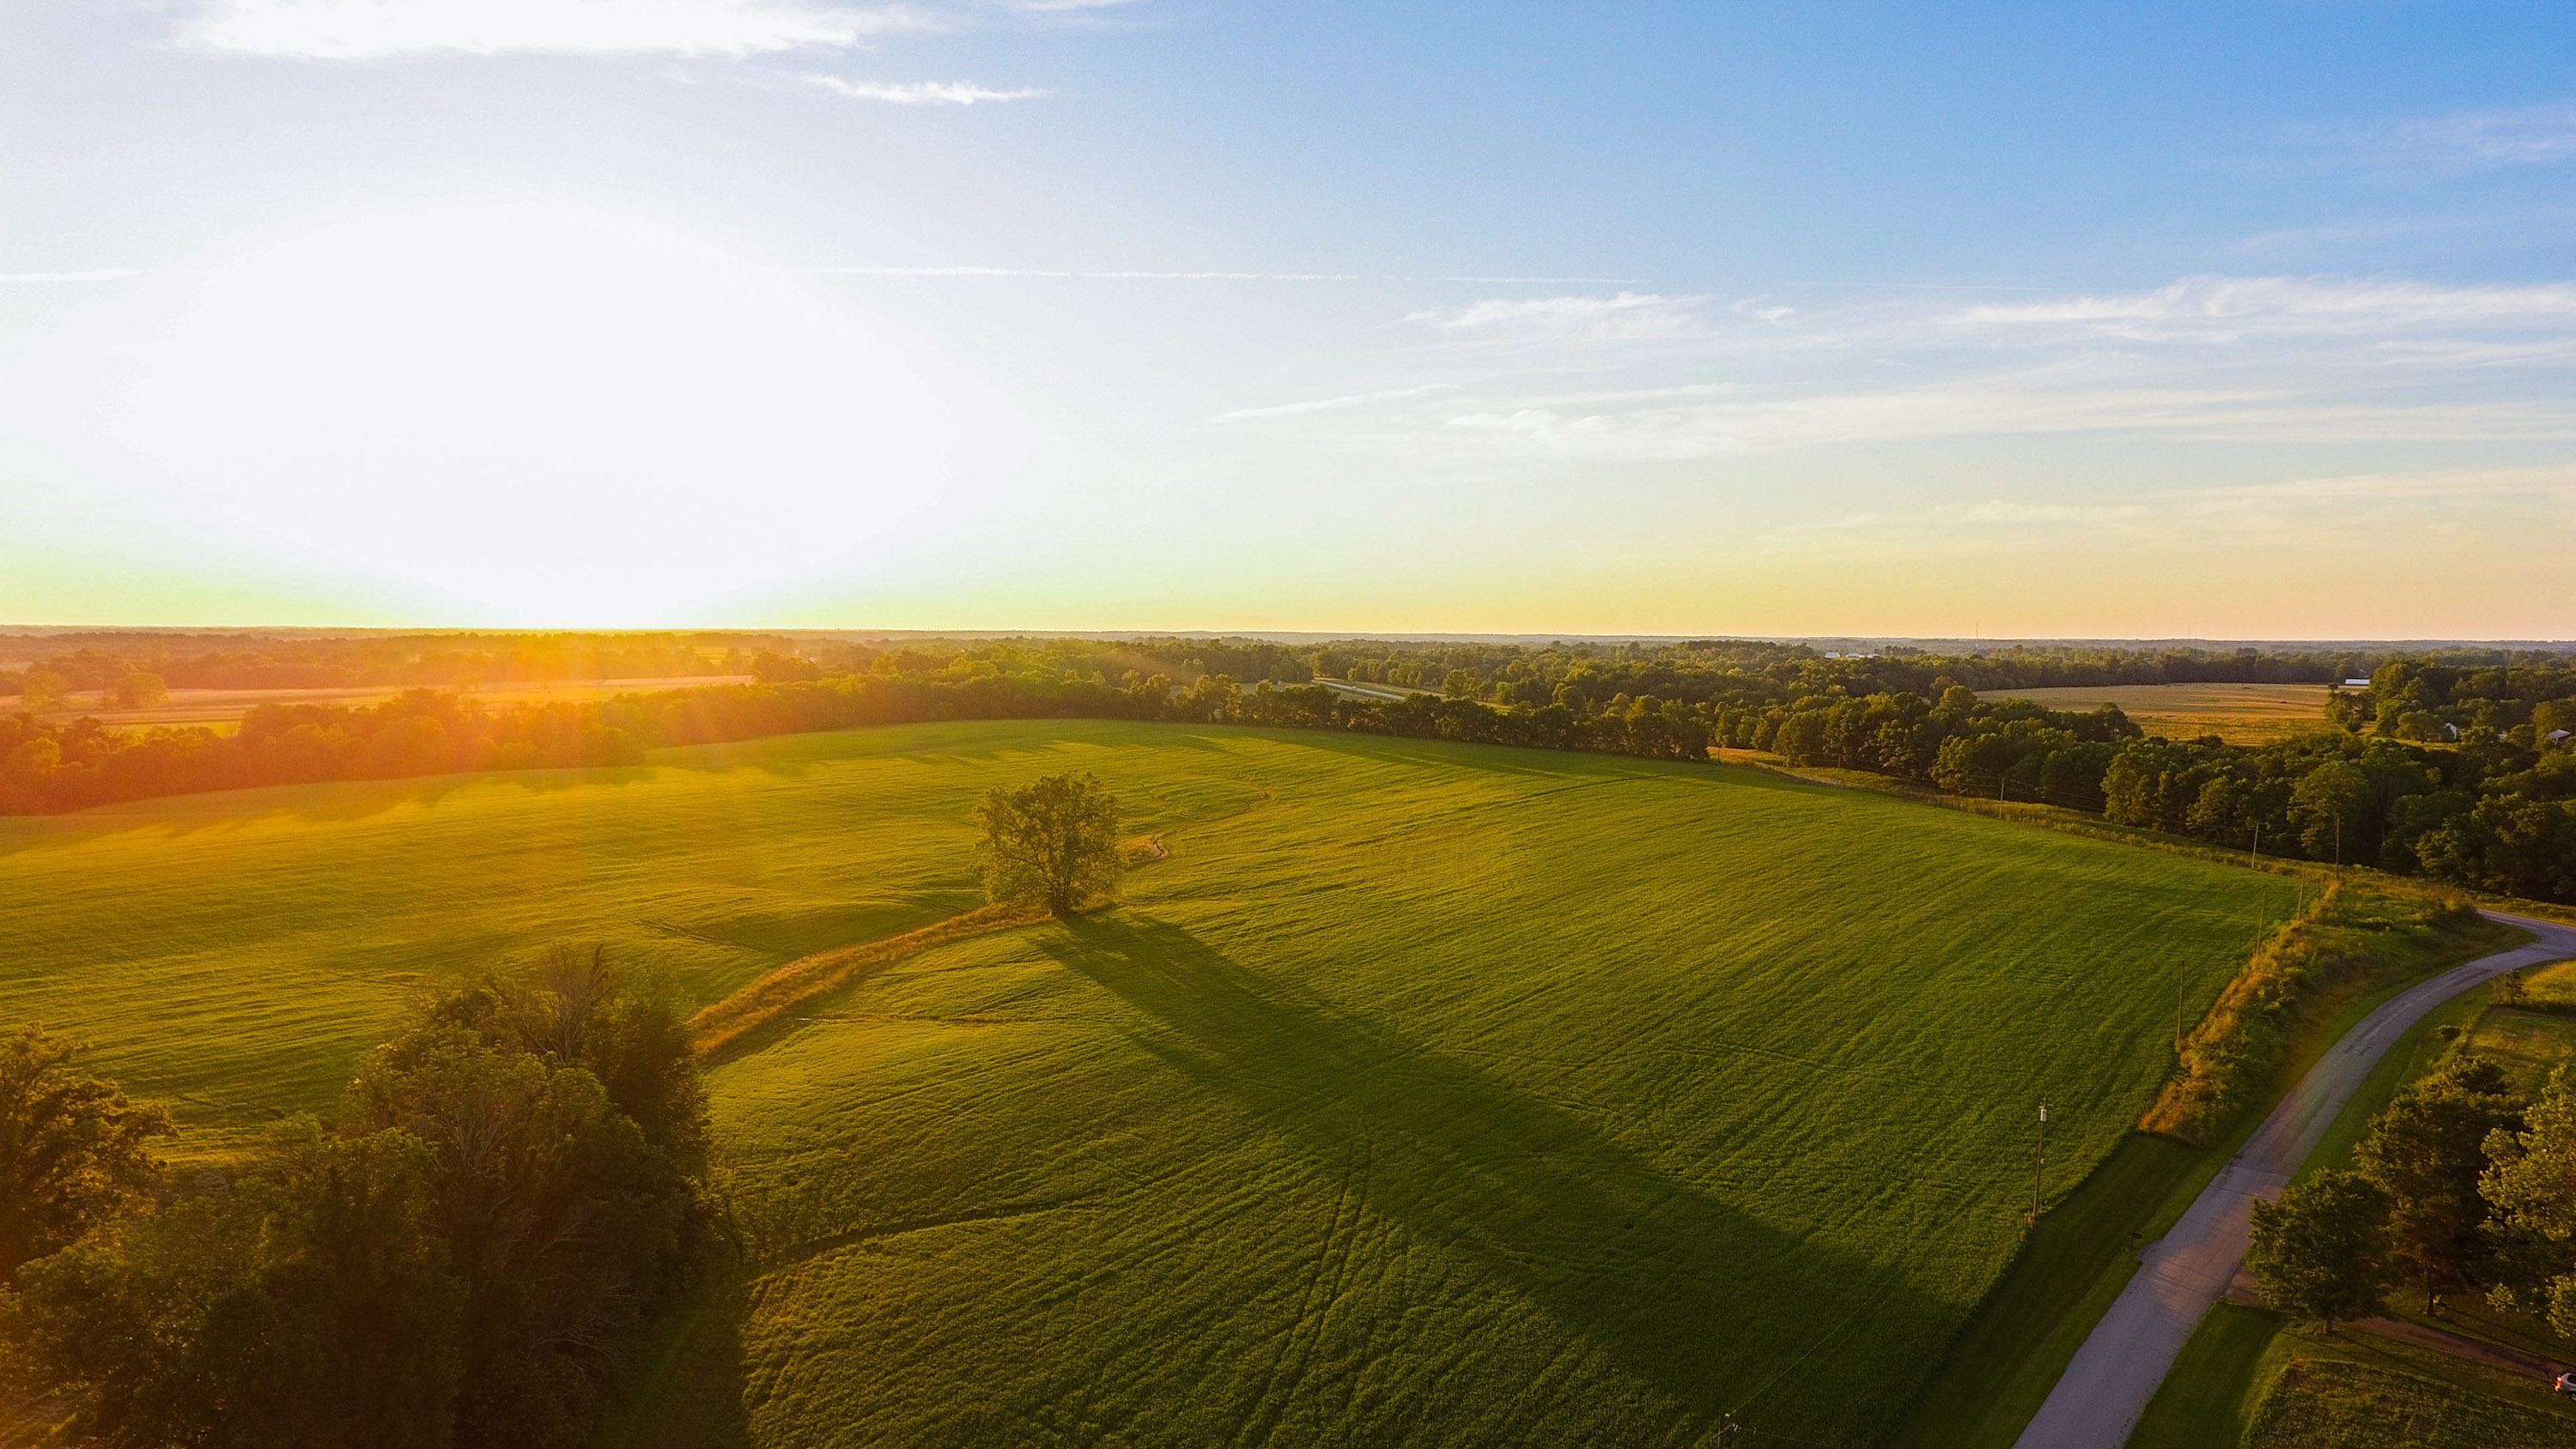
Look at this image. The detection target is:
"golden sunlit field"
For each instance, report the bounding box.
[1995,683,2336,744]
[1,718,2303,1446]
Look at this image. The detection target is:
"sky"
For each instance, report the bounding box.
[3,1,2574,638]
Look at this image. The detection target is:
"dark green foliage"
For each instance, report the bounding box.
[2480,1068,2576,1337]
[978,771,1125,915]
[2247,1169,2395,1325]
[3,1130,463,1449]
[0,951,708,1449]
[0,1027,173,1282]
[417,945,712,1173]
[343,1032,696,1448]
[2351,1058,2521,1307]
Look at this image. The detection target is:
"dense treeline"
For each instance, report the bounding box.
[2247,1034,2576,1337]
[0,630,1327,703]
[0,950,710,1448]
[0,648,1692,815]
[2098,664,2576,901]
[1710,657,2576,902]
[0,631,781,700]
[1,691,647,813]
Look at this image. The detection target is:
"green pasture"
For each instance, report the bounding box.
[1,720,2302,1445]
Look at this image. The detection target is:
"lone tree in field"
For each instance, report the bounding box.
[978,772,1124,916]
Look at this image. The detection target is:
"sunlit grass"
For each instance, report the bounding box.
[2,719,2300,1443]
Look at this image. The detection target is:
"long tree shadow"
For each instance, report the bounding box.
[1039,915,1941,1445]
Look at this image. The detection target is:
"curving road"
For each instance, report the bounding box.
[2013,909,2576,1449]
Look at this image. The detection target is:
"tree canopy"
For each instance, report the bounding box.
[978,771,1125,916]
[2247,1168,2394,1325]
[0,1027,173,1282]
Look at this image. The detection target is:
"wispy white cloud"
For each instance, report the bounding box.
[1952,275,2576,343]
[799,74,1042,103]
[1361,272,2576,461]
[799,267,1645,282]
[1214,384,1456,423]
[1439,384,2576,460]
[1406,291,1711,341]
[2300,103,2576,173]
[1766,467,2576,556]
[180,0,937,61]
[799,265,1364,278]
[0,270,143,283]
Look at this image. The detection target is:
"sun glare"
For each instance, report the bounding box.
[114,203,1001,622]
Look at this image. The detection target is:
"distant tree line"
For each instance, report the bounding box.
[0,949,710,1448]
[9,638,2575,900]
[1,690,646,813]
[1710,659,2576,902]
[0,631,778,700]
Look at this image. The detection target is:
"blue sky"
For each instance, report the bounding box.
[3,1,2573,635]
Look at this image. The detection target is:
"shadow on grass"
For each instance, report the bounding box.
[594,1271,755,1449]
[1036,913,1939,1446]
[1883,1132,2208,1449]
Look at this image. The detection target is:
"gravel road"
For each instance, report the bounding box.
[2011,908,2576,1449]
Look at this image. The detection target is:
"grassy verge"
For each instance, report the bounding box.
[2134,1307,2576,1449]
[1883,1134,2202,1448]
[2127,1300,2287,1448]
[1887,884,2528,1449]
[2145,888,2518,1144]
[2137,950,2576,1446]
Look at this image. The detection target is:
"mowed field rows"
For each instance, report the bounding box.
[0,722,2298,1445]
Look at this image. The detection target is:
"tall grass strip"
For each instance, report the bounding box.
[688,903,1047,1062]
[2142,888,2506,1145]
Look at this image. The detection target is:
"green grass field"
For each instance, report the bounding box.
[0,720,2305,1445]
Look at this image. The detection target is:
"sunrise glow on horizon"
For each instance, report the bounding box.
[5,3,2575,639]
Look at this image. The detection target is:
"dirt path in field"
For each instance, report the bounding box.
[2011,910,2576,1449]
[690,836,1177,1063]
[2221,1265,2572,1380]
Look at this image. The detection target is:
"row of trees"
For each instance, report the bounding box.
[2099,728,2576,903]
[1718,687,2140,809]
[2,691,645,813]
[1700,669,2576,903]
[2,667,1710,816]
[0,633,777,698]
[2248,1053,2576,1338]
[0,949,710,1447]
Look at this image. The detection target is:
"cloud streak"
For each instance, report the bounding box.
[1319,271,2576,460]
[795,267,1647,282]
[0,270,143,283]
[2299,102,2576,173]
[1214,384,1456,423]
[1406,291,1710,341]
[799,75,1042,103]
[180,0,936,60]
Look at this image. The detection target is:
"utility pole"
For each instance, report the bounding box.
[2031,1101,2050,1222]
[2334,813,2342,873]
[2251,819,2260,865]
[1712,1413,1740,1449]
